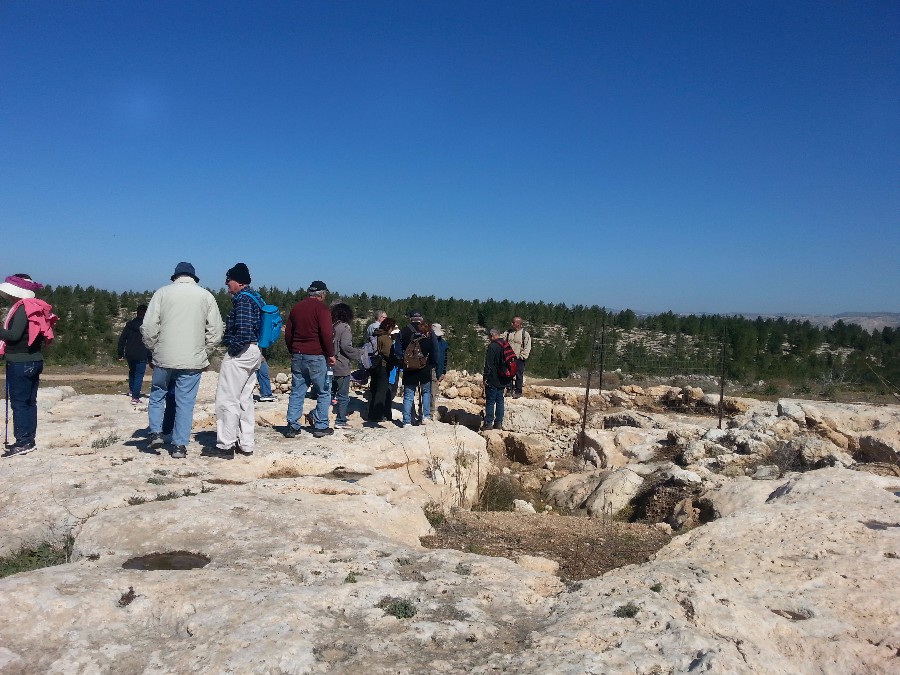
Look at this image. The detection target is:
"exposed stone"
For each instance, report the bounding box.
[513,499,537,514]
[516,555,560,574]
[551,404,582,427]
[504,433,550,466]
[584,468,644,517]
[857,433,900,464]
[503,398,552,434]
[541,471,607,510]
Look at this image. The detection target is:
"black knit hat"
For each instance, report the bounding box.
[226,263,251,285]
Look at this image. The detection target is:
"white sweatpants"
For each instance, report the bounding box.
[215,344,263,450]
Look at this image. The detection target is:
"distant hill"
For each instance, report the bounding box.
[735,312,900,332]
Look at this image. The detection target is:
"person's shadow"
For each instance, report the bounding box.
[195,430,234,459]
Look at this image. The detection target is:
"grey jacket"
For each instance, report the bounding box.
[332,321,361,377]
[142,277,224,370]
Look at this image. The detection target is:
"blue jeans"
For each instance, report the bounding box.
[148,367,201,447]
[402,380,431,425]
[256,359,273,397]
[127,359,147,399]
[287,354,330,430]
[484,385,505,427]
[6,360,43,446]
[333,375,351,424]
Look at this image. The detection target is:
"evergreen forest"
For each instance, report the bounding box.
[22,284,900,398]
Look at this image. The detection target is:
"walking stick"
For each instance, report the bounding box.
[4,371,9,447]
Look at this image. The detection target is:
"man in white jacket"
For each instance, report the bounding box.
[142,262,224,459]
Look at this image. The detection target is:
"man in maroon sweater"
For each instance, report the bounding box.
[284,281,336,438]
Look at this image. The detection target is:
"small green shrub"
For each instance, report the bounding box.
[454,562,472,576]
[614,602,640,618]
[423,502,446,528]
[146,477,165,485]
[476,474,530,512]
[344,571,359,583]
[127,495,147,506]
[650,583,663,593]
[377,596,417,619]
[90,432,120,449]
[0,536,75,578]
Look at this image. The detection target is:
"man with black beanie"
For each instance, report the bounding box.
[215,262,264,455]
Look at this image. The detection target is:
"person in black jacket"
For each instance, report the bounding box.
[398,311,434,427]
[117,304,152,404]
[482,328,512,431]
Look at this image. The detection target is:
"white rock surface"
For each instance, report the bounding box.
[1,387,898,674]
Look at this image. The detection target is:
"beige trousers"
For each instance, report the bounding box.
[215,344,263,450]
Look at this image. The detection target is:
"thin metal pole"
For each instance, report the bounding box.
[718,332,726,429]
[577,323,598,455]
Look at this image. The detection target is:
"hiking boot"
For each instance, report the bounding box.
[493,422,504,431]
[170,446,187,459]
[312,427,334,438]
[283,426,300,438]
[479,423,492,432]
[149,432,165,449]
[2,441,35,458]
[304,411,317,427]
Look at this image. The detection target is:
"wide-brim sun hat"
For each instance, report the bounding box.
[0,274,42,300]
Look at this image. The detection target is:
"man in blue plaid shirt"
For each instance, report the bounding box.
[215,262,264,455]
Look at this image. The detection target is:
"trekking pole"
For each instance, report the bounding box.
[4,371,9,447]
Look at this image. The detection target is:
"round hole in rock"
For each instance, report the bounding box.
[122,551,210,570]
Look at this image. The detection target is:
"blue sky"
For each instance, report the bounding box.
[2,1,897,315]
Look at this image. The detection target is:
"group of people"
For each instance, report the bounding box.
[1,261,533,460]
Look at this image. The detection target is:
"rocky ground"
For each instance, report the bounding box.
[0,370,898,674]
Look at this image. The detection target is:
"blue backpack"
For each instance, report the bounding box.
[240,291,283,349]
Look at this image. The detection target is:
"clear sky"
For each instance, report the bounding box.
[2,1,897,315]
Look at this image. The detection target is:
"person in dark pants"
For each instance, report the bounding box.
[367,318,397,424]
[118,304,152,404]
[0,273,57,457]
[503,316,531,398]
[481,328,512,431]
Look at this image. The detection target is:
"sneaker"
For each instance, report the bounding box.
[421,417,432,425]
[2,441,35,458]
[335,422,352,429]
[480,423,492,432]
[312,427,334,438]
[403,423,412,429]
[257,395,277,403]
[235,445,254,456]
[513,392,522,399]
[131,397,141,405]
[170,446,187,459]
[283,426,300,438]
[149,432,165,449]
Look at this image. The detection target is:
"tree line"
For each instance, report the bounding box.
[25,284,900,395]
